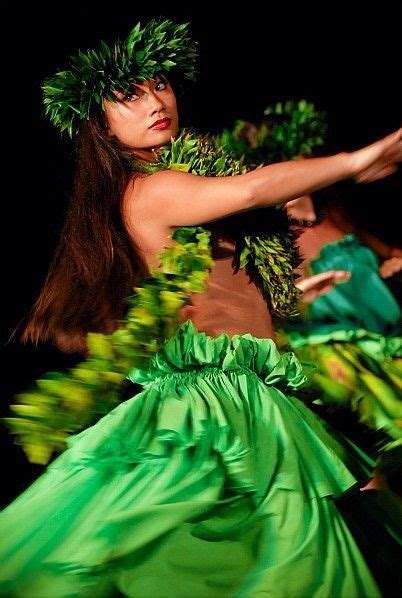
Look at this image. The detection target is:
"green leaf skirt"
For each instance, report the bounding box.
[287,328,402,448]
[0,320,382,596]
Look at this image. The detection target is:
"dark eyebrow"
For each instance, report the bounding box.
[127,82,139,92]
[121,82,141,98]
[119,75,167,100]
[155,72,168,83]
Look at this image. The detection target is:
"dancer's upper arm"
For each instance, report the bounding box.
[128,150,353,227]
[130,169,256,226]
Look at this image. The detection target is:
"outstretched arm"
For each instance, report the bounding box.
[128,129,401,227]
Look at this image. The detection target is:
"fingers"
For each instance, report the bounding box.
[379,257,402,279]
[350,127,402,179]
[310,270,351,286]
[366,128,401,158]
[377,128,402,154]
[296,270,351,293]
[355,163,398,183]
[381,131,402,163]
[331,270,352,282]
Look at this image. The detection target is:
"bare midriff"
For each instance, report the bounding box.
[178,240,275,340]
[137,233,275,341]
[295,219,346,277]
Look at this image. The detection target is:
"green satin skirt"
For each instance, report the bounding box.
[0,320,381,597]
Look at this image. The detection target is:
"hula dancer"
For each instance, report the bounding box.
[1,20,401,597]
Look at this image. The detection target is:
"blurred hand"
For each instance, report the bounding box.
[379,257,402,279]
[390,247,402,258]
[347,128,402,183]
[296,270,351,303]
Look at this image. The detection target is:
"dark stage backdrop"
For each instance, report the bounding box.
[1,5,401,504]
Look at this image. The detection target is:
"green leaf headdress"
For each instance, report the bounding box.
[42,19,198,137]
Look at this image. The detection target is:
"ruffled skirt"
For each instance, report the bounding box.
[0,320,381,597]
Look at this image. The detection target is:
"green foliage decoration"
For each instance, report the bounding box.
[133,129,302,317]
[2,227,213,464]
[296,343,402,451]
[42,19,198,137]
[217,99,327,165]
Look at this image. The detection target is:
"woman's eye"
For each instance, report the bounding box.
[124,92,139,102]
[155,80,167,91]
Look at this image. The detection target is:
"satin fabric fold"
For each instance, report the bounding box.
[300,233,401,337]
[0,320,380,597]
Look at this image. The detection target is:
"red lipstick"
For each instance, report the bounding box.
[149,117,172,130]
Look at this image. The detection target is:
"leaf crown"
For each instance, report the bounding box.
[42,19,198,137]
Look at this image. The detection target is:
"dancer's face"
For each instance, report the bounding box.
[104,74,178,157]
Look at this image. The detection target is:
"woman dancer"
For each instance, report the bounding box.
[220,102,402,455]
[1,19,401,597]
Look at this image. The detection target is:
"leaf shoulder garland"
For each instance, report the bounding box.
[2,227,213,464]
[2,130,301,464]
[134,129,302,317]
[215,99,327,164]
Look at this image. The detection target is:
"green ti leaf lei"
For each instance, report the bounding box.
[132,129,248,177]
[216,99,327,165]
[3,129,301,464]
[212,100,328,315]
[2,227,213,465]
[134,129,302,318]
[42,19,198,137]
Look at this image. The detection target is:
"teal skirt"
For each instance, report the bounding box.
[0,320,381,597]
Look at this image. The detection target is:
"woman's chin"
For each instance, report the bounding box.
[149,126,178,145]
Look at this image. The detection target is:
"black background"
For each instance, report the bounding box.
[1,5,401,503]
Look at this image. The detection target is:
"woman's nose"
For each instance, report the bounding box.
[148,91,164,114]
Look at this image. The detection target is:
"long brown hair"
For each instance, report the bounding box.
[11,114,149,355]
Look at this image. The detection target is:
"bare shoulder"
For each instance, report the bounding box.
[121,173,174,265]
[123,170,185,219]
[122,167,253,228]
[126,169,188,198]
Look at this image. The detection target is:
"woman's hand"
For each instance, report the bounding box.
[390,247,402,258]
[296,270,351,303]
[348,128,402,183]
[379,257,402,279]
